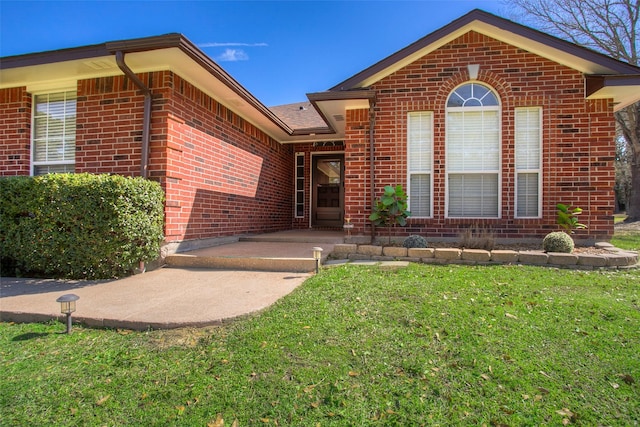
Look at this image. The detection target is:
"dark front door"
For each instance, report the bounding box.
[312,155,344,227]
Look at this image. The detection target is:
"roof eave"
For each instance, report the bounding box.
[1,33,296,138]
[586,74,640,111]
[303,89,376,138]
[165,37,295,135]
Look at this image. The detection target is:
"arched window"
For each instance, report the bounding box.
[446,83,500,218]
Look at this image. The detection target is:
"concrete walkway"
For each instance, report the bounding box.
[0,231,344,330]
[1,267,311,330]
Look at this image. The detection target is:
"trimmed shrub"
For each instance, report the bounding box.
[403,235,428,249]
[0,173,164,279]
[543,231,575,253]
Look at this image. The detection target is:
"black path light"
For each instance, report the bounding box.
[313,247,323,274]
[56,294,79,334]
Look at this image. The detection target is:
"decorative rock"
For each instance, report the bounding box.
[491,250,519,263]
[328,243,635,270]
[461,249,491,262]
[408,248,435,258]
[357,245,383,256]
[333,244,357,255]
[383,246,408,257]
[435,248,462,260]
[595,242,615,249]
[604,253,636,267]
[577,254,607,267]
[518,251,549,265]
[547,252,579,265]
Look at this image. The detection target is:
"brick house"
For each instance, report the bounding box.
[2,9,639,252]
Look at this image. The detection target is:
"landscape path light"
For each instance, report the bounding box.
[56,294,79,334]
[313,247,323,274]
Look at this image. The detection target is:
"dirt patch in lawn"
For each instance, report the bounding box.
[615,219,640,232]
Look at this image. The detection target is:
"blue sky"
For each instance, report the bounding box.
[0,1,507,106]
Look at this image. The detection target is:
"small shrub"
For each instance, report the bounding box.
[543,231,575,253]
[403,235,428,249]
[369,185,411,245]
[0,173,164,279]
[557,203,586,233]
[459,225,495,250]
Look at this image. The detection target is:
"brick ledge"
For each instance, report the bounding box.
[329,244,638,269]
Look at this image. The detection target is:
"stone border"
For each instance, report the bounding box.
[328,244,638,270]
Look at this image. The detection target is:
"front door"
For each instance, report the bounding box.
[312,155,344,227]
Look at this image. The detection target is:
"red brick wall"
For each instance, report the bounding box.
[76,75,156,176]
[154,73,294,243]
[0,71,295,246]
[0,87,31,176]
[344,31,616,242]
[344,109,374,235]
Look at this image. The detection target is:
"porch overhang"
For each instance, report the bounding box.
[305,90,377,140]
[585,74,640,111]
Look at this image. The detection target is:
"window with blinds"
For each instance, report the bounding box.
[446,83,500,218]
[32,91,77,175]
[515,107,542,218]
[407,112,433,217]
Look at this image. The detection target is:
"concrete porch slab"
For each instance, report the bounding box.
[166,231,341,273]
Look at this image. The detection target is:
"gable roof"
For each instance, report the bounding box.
[333,8,640,88]
[324,9,640,111]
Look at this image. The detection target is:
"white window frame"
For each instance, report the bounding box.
[31,89,77,176]
[407,111,433,218]
[294,152,305,218]
[445,82,501,219]
[515,107,543,218]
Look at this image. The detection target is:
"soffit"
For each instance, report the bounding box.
[311,98,372,137]
[0,44,346,143]
[586,75,640,111]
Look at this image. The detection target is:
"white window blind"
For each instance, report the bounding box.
[447,110,499,172]
[407,112,432,217]
[448,174,499,217]
[515,107,541,217]
[446,83,500,218]
[32,91,77,175]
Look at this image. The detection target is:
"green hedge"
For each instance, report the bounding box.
[0,174,164,279]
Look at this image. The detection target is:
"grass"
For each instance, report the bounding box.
[611,233,640,251]
[614,214,627,224]
[2,264,639,426]
[611,226,640,251]
[611,214,640,251]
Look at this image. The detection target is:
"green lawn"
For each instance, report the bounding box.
[2,264,639,426]
[611,225,640,251]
